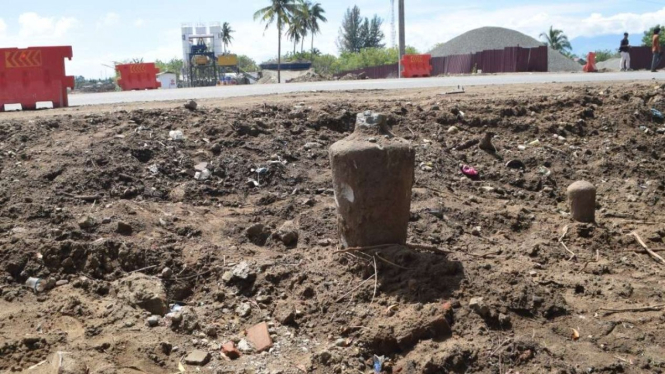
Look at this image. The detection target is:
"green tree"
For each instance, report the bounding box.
[286,12,306,54]
[338,6,364,53]
[360,15,384,49]
[642,25,665,47]
[155,58,184,79]
[304,1,327,56]
[593,49,619,63]
[237,55,259,71]
[540,26,572,52]
[221,22,234,53]
[338,6,385,53]
[254,0,300,83]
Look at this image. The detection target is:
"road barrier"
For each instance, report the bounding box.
[116,63,161,91]
[0,46,75,111]
[583,52,597,72]
[401,54,433,78]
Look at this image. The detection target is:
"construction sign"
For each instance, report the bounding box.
[5,50,42,68]
[129,64,148,74]
[218,55,238,67]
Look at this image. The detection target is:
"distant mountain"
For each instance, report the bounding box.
[570,34,643,56]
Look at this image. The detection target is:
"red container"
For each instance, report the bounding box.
[116,63,161,91]
[0,46,74,111]
[401,54,433,78]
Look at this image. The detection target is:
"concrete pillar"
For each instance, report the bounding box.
[329,112,415,248]
[567,181,596,223]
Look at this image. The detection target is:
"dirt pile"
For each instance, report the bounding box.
[430,26,583,72]
[0,82,664,373]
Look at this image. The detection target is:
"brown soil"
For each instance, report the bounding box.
[1,82,665,374]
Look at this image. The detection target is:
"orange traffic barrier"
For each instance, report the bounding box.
[116,63,161,91]
[0,46,74,111]
[583,52,597,72]
[401,54,433,78]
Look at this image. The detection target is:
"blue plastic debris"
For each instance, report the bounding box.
[373,355,385,373]
[651,108,664,120]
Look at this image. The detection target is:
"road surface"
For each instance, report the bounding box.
[70,71,662,107]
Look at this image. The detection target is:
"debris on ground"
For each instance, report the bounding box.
[1,82,664,373]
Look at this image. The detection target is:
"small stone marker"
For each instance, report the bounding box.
[567,181,596,223]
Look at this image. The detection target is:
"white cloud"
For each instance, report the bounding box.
[0,18,7,36]
[97,12,120,28]
[17,12,77,39]
[134,19,145,28]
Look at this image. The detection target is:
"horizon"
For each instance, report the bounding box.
[1,0,663,78]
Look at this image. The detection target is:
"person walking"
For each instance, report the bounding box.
[652,27,662,72]
[619,32,631,71]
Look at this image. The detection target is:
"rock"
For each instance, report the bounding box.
[194,162,209,171]
[232,261,254,281]
[160,267,173,279]
[237,339,253,353]
[78,215,96,230]
[52,352,87,374]
[116,221,133,235]
[471,226,482,236]
[246,223,272,246]
[184,350,210,366]
[221,271,233,284]
[236,303,252,318]
[256,295,272,304]
[479,132,496,152]
[245,322,273,352]
[469,297,490,317]
[205,325,217,338]
[184,100,198,111]
[276,221,299,246]
[447,126,459,134]
[113,273,169,315]
[567,181,596,223]
[194,169,211,181]
[505,159,526,169]
[159,341,173,355]
[222,341,241,359]
[274,302,296,325]
[55,280,69,287]
[304,142,322,150]
[498,313,511,325]
[147,315,160,327]
[334,338,346,347]
[169,130,184,141]
[101,217,112,224]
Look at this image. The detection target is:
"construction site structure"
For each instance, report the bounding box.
[180,22,256,87]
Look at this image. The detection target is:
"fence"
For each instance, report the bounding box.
[333,46,548,79]
[628,46,665,70]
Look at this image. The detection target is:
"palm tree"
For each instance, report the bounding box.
[286,22,302,54]
[254,0,300,83]
[540,26,572,53]
[304,1,327,57]
[221,22,234,54]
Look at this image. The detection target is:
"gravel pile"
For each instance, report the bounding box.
[429,26,582,72]
[597,57,621,71]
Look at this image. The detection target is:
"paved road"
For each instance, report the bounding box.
[70,71,662,107]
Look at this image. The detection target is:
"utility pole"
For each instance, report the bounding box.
[398,0,405,78]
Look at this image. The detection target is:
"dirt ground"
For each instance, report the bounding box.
[1,81,664,374]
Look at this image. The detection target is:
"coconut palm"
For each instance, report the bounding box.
[254,0,300,83]
[286,21,303,54]
[304,1,327,56]
[540,26,572,52]
[221,22,234,54]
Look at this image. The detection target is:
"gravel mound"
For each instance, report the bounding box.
[429,26,582,72]
[597,57,621,71]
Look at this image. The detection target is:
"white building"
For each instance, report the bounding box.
[157,72,178,89]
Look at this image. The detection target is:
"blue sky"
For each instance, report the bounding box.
[1,0,664,78]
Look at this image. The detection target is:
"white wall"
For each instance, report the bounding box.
[157,73,178,89]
